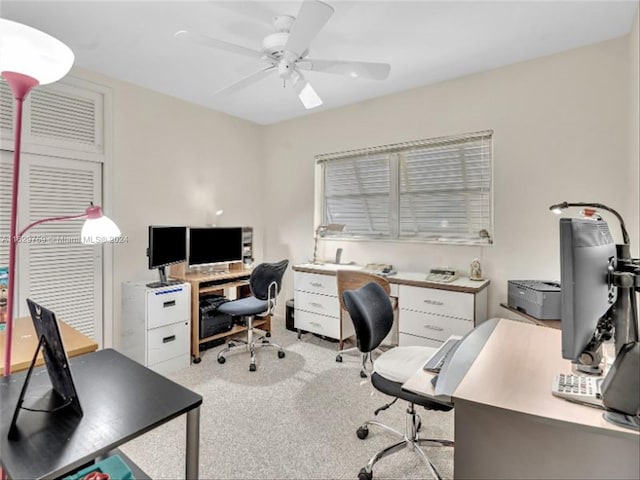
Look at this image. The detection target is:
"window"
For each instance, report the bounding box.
[319,131,493,244]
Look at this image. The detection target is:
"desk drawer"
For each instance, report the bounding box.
[294,272,337,297]
[295,309,340,339]
[294,290,340,318]
[147,321,190,366]
[400,285,473,320]
[147,284,190,329]
[400,310,473,342]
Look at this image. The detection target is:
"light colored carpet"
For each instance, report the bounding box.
[120,318,454,479]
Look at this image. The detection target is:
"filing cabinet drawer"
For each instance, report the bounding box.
[400,309,473,342]
[294,272,338,297]
[294,290,340,318]
[400,285,474,320]
[295,309,341,339]
[147,285,190,329]
[147,321,190,366]
[399,332,443,349]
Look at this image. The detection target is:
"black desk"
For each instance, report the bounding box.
[0,349,202,479]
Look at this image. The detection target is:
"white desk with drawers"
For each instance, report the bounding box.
[292,263,490,349]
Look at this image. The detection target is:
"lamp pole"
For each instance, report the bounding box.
[2,72,39,377]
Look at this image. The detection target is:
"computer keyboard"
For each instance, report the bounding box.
[423,337,461,373]
[551,373,604,407]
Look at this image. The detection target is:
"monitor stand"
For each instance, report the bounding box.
[8,335,79,439]
[603,411,640,431]
[146,266,181,289]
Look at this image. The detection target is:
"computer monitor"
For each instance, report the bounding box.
[147,226,187,287]
[188,227,243,268]
[559,217,617,367]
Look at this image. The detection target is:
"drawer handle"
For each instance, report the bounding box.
[163,300,176,308]
[309,302,323,308]
[310,321,322,327]
[423,299,444,306]
[423,324,444,332]
[310,282,323,288]
[162,335,176,343]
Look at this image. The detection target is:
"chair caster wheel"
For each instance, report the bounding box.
[262,339,269,344]
[335,354,343,363]
[217,356,226,364]
[356,426,369,440]
[228,342,236,348]
[358,467,373,480]
[193,357,201,364]
[360,370,367,378]
[249,364,257,372]
[278,350,285,359]
[266,332,271,337]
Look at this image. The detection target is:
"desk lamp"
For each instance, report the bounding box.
[0,20,121,378]
[312,223,345,264]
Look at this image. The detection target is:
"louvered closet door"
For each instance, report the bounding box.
[16,153,102,342]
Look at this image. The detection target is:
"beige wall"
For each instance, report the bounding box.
[629,11,639,259]
[71,68,264,344]
[263,36,636,319]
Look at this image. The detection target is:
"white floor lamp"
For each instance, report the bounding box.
[0,19,120,378]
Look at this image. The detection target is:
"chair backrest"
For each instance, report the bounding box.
[336,270,390,312]
[250,259,289,301]
[342,282,394,354]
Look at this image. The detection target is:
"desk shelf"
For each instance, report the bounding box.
[169,264,265,363]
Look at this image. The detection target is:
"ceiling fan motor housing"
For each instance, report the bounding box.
[262,31,289,57]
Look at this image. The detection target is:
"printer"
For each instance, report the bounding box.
[507,280,561,320]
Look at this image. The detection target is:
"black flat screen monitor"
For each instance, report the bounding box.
[188,227,243,267]
[560,218,617,362]
[148,226,187,269]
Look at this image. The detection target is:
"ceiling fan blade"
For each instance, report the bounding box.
[285,0,334,59]
[174,30,263,59]
[293,73,323,109]
[298,59,391,81]
[215,66,275,96]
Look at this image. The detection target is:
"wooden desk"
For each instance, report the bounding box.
[0,316,98,375]
[169,265,271,363]
[403,319,639,479]
[0,349,202,479]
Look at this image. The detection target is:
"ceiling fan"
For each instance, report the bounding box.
[174,0,391,109]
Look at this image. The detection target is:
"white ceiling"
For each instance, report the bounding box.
[1,1,637,125]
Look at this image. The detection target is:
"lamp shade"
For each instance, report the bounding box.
[81,207,122,244]
[0,18,74,84]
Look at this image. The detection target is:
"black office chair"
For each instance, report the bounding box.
[216,259,288,371]
[343,282,454,480]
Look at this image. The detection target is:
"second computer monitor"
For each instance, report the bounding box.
[559,217,617,363]
[188,227,243,267]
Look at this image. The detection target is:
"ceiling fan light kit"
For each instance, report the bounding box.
[176,0,391,110]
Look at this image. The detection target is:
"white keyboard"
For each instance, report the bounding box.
[551,373,604,407]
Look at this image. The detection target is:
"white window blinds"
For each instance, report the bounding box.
[319,131,493,244]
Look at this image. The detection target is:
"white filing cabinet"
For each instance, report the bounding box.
[293,271,355,344]
[398,283,488,348]
[119,281,191,375]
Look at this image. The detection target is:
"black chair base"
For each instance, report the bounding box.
[356,373,454,480]
[216,315,285,371]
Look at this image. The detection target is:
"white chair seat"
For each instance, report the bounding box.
[373,345,437,384]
